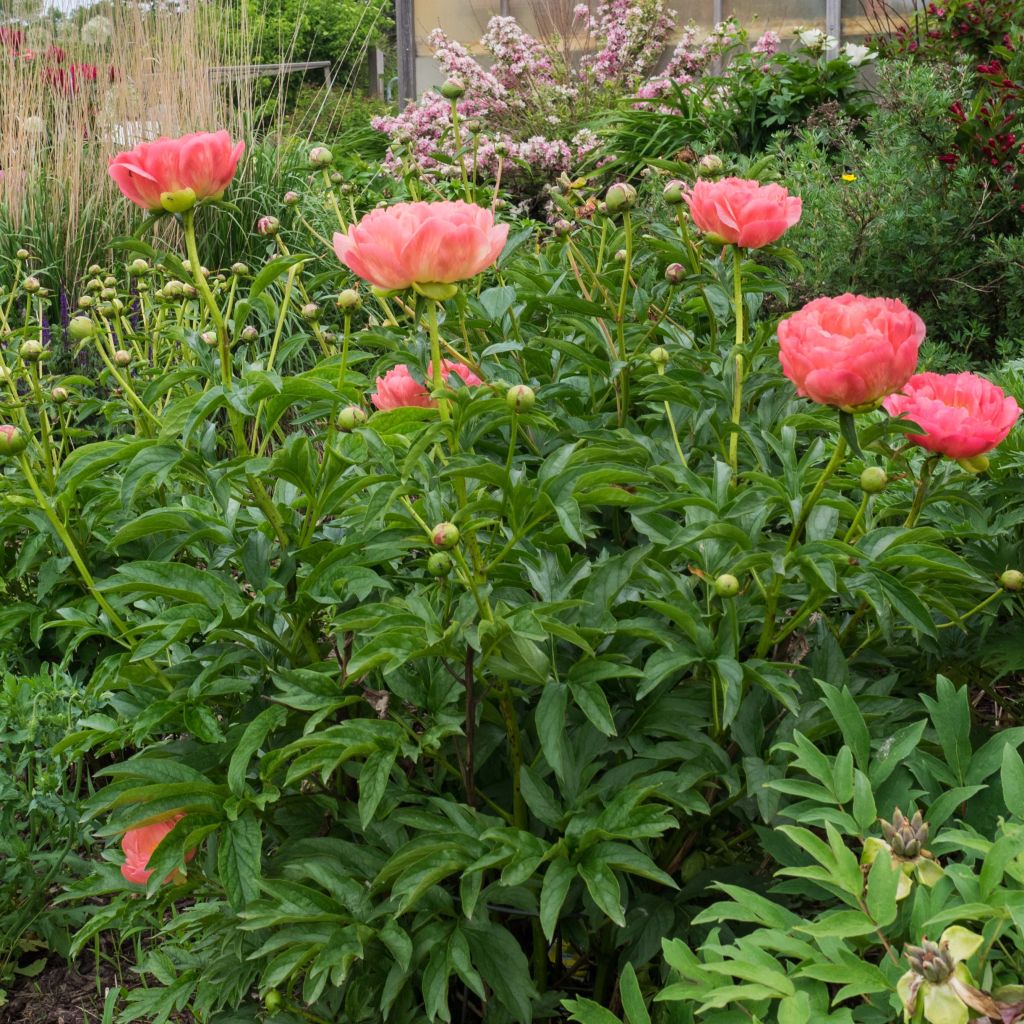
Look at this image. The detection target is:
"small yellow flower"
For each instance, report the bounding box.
[842,173,858,182]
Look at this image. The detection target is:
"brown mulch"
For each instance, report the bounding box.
[1,955,194,1024]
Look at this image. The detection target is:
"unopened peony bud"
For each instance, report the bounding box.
[301,302,320,321]
[77,296,93,309]
[329,171,344,185]
[97,303,115,317]
[665,262,684,284]
[86,278,102,293]
[697,154,724,176]
[431,522,460,549]
[714,573,740,598]
[22,276,40,293]
[282,190,300,206]
[650,346,670,367]
[506,384,536,412]
[0,424,27,456]
[164,281,184,299]
[264,991,283,1012]
[113,349,132,366]
[614,249,627,263]
[1000,569,1023,592]
[336,289,361,311]
[182,284,198,300]
[440,78,465,100]
[860,466,887,493]
[20,340,43,361]
[231,262,249,277]
[17,249,30,261]
[68,316,94,340]
[605,182,637,214]
[257,216,280,236]
[200,331,218,347]
[50,386,69,404]
[663,179,686,205]
[337,405,368,431]
[100,287,117,301]
[103,275,117,287]
[553,219,572,237]
[240,325,259,343]
[427,551,452,576]
[129,258,150,276]
[88,263,102,275]
[308,146,334,168]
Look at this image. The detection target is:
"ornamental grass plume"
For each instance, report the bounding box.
[777,294,925,412]
[883,372,1020,459]
[371,361,483,411]
[685,177,802,248]
[333,201,508,293]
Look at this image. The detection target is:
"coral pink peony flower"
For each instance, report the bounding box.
[778,294,925,411]
[109,131,245,213]
[121,815,195,886]
[371,360,483,411]
[333,201,508,291]
[883,372,1020,459]
[685,176,802,248]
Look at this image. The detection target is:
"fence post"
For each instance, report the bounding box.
[367,46,385,97]
[826,0,842,52]
[396,0,416,106]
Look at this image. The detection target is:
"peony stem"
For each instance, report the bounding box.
[728,245,745,473]
[426,301,451,424]
[904,459,936,528]
[787,433,848,554]
[615,210,634,426]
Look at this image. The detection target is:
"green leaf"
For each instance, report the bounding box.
[920,677,972,785]
[865,847,901,926]
[228,706,287,798]
[218,814,263,910]
[536,683,569,780]
[1001,744,1024,818]
[563,997,623,1024]
[578,848,624,926]
[540,856,576,942]
[619,962,651,1024]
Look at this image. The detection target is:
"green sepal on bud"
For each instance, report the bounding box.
[957,453,990,474]
[649,346,670,367]
[160,187,197,214]
[427,551,452,577]
[431,522,460,549]
[336,288,361,311]
[604,182,637,214]
[337,405,368,431]
[67,316,95,341]
[0,424,27,456]
[506,384,536,413]
[439,78,465,100]
[1000,569,1023,592]
[412,281,459,301]
[663,179,686,205]
[714,573,740,598]
[860,466,888,493]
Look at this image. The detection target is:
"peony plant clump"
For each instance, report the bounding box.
[0,120,1021,1024]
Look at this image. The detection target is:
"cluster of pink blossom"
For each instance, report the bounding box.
[751,30,781,55]
[580,0,677,89]
[637,20,741,101]
[480,17,558,95]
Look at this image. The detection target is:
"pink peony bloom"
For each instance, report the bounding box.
[121,815,195,886]
[686,176,802,248]
[333,201,508,291]
[883,372,1020,459]
[371,361,483,411]
[778,294,925,411]
[108,130,245,213]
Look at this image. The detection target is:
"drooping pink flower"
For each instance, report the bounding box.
[883,372,1020,459]
[333,201,508,291]
[686,176,802,248]
[371,361,483,411]
[778,294,925,411]
[108,131,245,213]
[121,815,195,886]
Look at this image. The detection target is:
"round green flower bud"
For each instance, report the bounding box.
[714,573,740,598]
[50,386,69,404]
[164,281,184,299]
[431,522,460,550]
[129,258,150,276]
[663,179,686,205]
[336,288,361,311]
[427,551,452,577]
[282,190,300,207]
[200,331,218,347]
[88,263,102,275]
[958,454,990,474]
[231,262,249,277]
[113,349,132,366]
[301,302,321,321]
[20,340,43,361]
[97,303,115,317]
[263,989,283,1011]
[0,424,27,456]
[1000,569,1024,592]
[16,249,30,261]
[860,466,888,493]
[506,384,536,413]
[309,146,334,168]
[665,262,685,284]
[22,276,41,294]
[614,248,628,263]
[337,405,368,431]
[440,78,465,100]
[257,215,280,236]
[240,325,259,343]
[182,284,198,300]
[553,219,572,237]
[68,316,95,340]
[605,182,637,214]
[330,171,344,185]
[650,346,670,367]
[697,154,724,176]
[100,287,117,301]
[77,296,93,309]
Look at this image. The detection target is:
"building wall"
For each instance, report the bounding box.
[409,0,911,94]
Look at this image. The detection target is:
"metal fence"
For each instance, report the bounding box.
[395,0,918,102]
